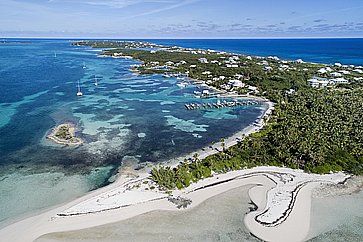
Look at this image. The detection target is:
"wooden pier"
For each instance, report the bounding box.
[184,100,262,110]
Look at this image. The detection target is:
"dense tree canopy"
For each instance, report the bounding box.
[74,41,363,190]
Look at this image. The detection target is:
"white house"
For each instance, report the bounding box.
[268,56,280,61]
[286,89,296,95]
[202,90,210,95]
[264,66,273,71]
[165,61,174,66]
[247,86,258,92]
[318,67,332,74]
[339,70,350,75]
[198,58,208,64]
[228,80,245,88]
[234,74,244,79]
[226,64,239,68]
[308,78,330,88]
[330,72,342,77]
[331,78,349,84]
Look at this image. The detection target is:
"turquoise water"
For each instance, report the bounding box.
[0,39,264,224]
[308,191,363,242]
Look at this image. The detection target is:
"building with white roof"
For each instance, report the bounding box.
[228,80,245,88]
[308,78,331,88]
[198,58,208,64]
[331,78,349,84]
[330,72,342,77]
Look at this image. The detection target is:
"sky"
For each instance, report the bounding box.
[1,0,363,38]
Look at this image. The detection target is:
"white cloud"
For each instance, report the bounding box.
[48,0,182,9]
[123,0,198,19]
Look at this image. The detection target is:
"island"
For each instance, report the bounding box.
[75,40,363,177]
[0,40,361,242]
[47,123,83,146]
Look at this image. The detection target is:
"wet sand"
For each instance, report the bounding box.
[35,182,363,242]
[36,185,259,242]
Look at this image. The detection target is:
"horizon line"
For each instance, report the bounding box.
[2,36,363,40]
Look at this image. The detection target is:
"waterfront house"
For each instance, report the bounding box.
[229,80,245,88]
[202,90,210,95]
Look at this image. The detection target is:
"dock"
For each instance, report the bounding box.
[184,100,262,110]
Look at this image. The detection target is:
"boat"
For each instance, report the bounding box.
[76,80,83,96]
[54,52,57,58]
[177,82,188,88]
[82,62,86,69]
[94,76,98,86]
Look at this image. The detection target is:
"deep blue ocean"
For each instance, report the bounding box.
[0,38,362,236]
[150,38,363,65]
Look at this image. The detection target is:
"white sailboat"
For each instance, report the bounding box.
[54,52,57,58]
[82,62,86,69]
[76,80,83,96]
[176,82,188,88]
[94,75,98,86]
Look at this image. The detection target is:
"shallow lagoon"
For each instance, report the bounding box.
[0,40,265,224]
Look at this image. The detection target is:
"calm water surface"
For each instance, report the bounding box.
[0,39,263,224]
[1,39,361,241]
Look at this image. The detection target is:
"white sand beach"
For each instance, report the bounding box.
[36,185,257,242]
[0,98,351,242]
[0,166,348,242]
[164,100,274,168]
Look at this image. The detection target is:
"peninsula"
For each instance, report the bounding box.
[77,40,363,177]
[0,40,361,242]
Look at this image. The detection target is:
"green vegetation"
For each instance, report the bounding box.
[151,89,363,190]
[55,126,73,140]
[74,41,363,190]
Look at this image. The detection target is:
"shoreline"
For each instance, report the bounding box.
[0,166,348,242]
[160,100,274,170]
[46,123,83,146]
[0,89,276,242]
[0,43,358,242]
